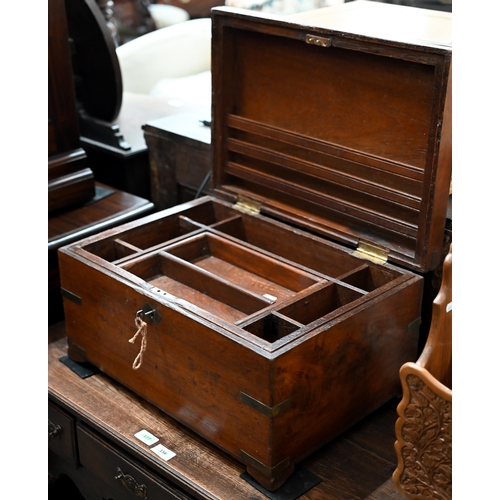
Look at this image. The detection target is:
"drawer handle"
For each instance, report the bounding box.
[48,419,62,440]
[115,467,148,499]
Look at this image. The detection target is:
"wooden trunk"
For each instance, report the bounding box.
[59,2,452,492]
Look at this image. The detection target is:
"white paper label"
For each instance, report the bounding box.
[263,294,277,303]
[134,429,159,446]
[446,301,452,313]
[152,444,176,461]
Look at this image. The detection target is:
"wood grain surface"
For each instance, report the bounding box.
[49,328,407,499]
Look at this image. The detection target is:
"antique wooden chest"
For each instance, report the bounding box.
[59,2,452,491]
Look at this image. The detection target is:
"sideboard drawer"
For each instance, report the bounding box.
[77,424,193,500]
[48,401,77,466]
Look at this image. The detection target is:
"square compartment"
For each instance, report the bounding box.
[242,313,302,343]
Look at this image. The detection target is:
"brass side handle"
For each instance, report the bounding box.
[115,467,148,499]
[48,419,62,440]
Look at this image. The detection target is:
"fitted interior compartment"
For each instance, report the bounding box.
[277,282,365,325]
[80,199,258,262]
[336,264,401,292]
[81,214,204,262]
[164,232,323,300]
[122,250,273,323]
[212,209,397,280]
[242,312,303,343]
[93,238,142,262]
[120,231,324,323]
[237,282,365,344]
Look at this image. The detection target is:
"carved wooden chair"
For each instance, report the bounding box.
[393,244,452,499]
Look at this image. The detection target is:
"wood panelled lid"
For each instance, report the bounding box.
[211,2,452,273]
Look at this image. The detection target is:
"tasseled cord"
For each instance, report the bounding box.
[129,316,147,370]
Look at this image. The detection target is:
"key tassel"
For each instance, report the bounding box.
[129,316,147,370]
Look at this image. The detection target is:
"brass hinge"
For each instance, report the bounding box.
[232,196,261,216]
[353,241,389,265]
[305,34,331,48]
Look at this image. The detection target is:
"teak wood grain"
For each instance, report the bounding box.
[58,2,450,491]
[48,331,407,500]
[59,196,422,490]
[211,3,451,273]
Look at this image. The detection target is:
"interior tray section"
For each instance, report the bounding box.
[238,282,365,344]
[80,200,240,262]
[79,198,408,341]
[121,232,325,323]
[210,205,403,287]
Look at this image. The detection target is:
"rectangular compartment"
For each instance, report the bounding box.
[82,212,205,261]
[122,250,273,322]
[277,282,365,326]
[165,232,322,297]
[120,231,324,324]
[212,210,366,278]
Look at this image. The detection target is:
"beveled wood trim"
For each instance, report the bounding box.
[226,114,425,180]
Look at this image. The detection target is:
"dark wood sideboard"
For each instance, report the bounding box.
[143,108,212,210]
[48,184,154,325]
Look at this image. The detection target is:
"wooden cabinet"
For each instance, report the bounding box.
[76,425,192,499]
[49,408,193,499]
[48,0,95,213]
[48,339,195,499]
[48,183,154,325]
[49,401,78,468]
[143,110,212,210]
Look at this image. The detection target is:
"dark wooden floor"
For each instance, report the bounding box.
[49,322,407,500]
